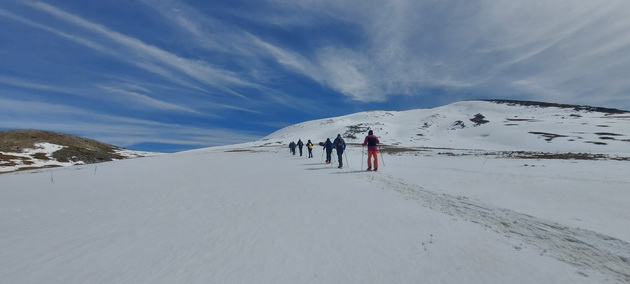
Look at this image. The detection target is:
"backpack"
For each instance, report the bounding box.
[367,136,377,147]
[335,137,344,147]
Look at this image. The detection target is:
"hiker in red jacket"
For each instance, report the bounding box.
[362,130,380,171]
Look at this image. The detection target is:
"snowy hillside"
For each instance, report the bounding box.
[1,100,629,283]
[0,129,158,173]
[261,100,630,155]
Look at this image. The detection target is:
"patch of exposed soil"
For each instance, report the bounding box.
[529,132,568,142]
[0,129,135,173]
[483,100,629,114]
[595,132,623,136]
[225,149,262,153]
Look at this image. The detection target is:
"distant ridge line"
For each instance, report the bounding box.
[478,99,629,114]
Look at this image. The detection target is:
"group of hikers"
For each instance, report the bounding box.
[288,139,314,158]
[288,130,381,171]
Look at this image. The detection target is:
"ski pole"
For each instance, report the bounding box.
[361,146,364,170]
[379,145,385,167]
[321,148,324,163]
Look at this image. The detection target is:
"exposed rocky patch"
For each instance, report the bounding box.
[482,100,629,114]
[529,131,569,142]
[470,113,489,126]
[0,129,156,173]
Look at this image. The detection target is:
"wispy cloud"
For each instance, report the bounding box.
[0,75,203,114]
[0,97,260,149]
[0,7,112,55]
[7,0,630,108]
[2,1,283,116]
[135,0,334,112]
[0,75,78,94]
[138,0,235,53]
[25,1,255,94]
[263,0,630,108]
[99,86,200,113]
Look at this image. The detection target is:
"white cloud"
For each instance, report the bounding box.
[266,0,630,108]
[0,7,113,55]
[7,0,630,110]
[0,75,76,94]
[99,86,200,113]
[26,1,256,94]
[138,0,234,53]
[0,98,260,149]
[0,75,206,114]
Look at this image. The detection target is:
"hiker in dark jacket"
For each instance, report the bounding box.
[289,141,296,155]
[297,139,304,156]
[306,140,314,158]
[333,134,346,168]
[323,138,333,164]
[362,130,380,171]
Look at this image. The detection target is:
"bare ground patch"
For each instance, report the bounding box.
[225,149,264,153]
[595,132,624,136]
[15,165,63,172]
[0,153,29,167]
[586,141,608,145]
[529,132,568,142]
[431,149,630,161]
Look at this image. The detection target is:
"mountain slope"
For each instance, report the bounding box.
[0,129,157,173]
[1,100,629,282]
[260,100,630,155]
[1,141,628,283]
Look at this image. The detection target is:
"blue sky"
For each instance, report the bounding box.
[1,0,630,152]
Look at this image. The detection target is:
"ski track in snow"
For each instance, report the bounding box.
[360,171,630,283]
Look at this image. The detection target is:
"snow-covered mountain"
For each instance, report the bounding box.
[260,100,630,156]
[1,100,629,283]
[0,129,158,173]
[3,100,627,174]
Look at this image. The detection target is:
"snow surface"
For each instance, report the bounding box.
[1,101,629,283]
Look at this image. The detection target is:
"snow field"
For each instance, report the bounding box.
[2,144,627,283]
